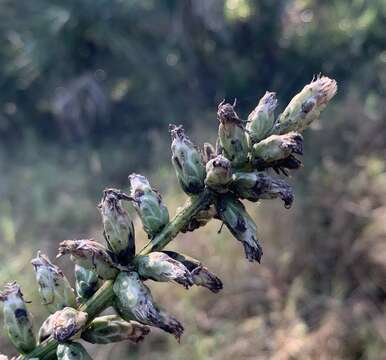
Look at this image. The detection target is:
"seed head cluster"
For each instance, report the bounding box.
[0,76,336,359]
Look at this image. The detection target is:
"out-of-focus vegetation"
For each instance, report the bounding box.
[0,0,385,358]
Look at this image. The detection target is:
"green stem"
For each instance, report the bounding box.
[17,190,213,359]
[139,189,213,255]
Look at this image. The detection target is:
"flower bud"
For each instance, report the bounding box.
[129,174,169,238]
[81,315,150,344]
[57,239,119,280]
[205,155,232,193]
[247,92,278,145]
[0,282,36,353]
[113,271,184,340]
[252,132,303,164]
[74,265,99,302]
[276,76,337,134]
[216,196,263,263]
[51,307,88,342]
[163,251,223,293]
[57,342,92,360]
[180,205,217,233]
[99,188,135,265]
[217,100,249,167]
[0,355,8,360]
[31,251,76,313]
[170,125,206,195]
[136,252,194,289]
[232,172,294,208]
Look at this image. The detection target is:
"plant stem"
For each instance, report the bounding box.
[17,189,213,359]
[139,189,213,255]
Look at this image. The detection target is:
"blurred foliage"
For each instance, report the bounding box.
[1,0,386,358]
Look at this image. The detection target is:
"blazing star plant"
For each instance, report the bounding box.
[0,76,337,359]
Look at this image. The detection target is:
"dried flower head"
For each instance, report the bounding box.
[57,239,119,280]
[0,282,36,354]
[170,125,206,195]
[31,251,76,313]
[277,75,337,133]
[99,188,135,265]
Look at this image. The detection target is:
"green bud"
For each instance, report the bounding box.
[170,125,206,195]
[31,251,76,313]
[81,315,150,344]
[113,271,183,340]
[163,251,223,293]
[205,155,232,193]
[51,307,88,342]
[57,342,92,360]
[232,171,294,208]
[99,188,135,265]
[216,196,262,263]
[180,205,217,233]
[74,265,99,302]
[252,132,303,162]
[129,174,169,238]
[57,239,119,280]
[136,252,193,289]
[276,76,337,134]
[217,100,249,168]
[0,282,36,353]
[246,91,278,145]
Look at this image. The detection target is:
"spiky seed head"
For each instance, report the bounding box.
[57,239,119,280]
[136,252,194,289]
[216,196,263,263]
[276,75,337,134]
[51,307,88,342]
[113,271,184,340]
[99,188,135,265]
[163,251,223,293]
[0,282,36,353]
[129,174,170,238]
[57,342,92,360]
[81,315,150,344]
[170,125,206,195]
[247,91,278,145]
[31,251,76,313]
[74,265,99,302]
[217,101,249,167]
[205,155,232,193]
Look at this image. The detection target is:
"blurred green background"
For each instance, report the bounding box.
[0,0,385,358]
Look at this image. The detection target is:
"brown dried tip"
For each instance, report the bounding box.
[169,124,187,140]
[0,281,23,302]
[217,99,242,124]
[159,314,184,342]
[312,75,338,106]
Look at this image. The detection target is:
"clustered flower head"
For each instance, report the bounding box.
[0,76,336,359]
